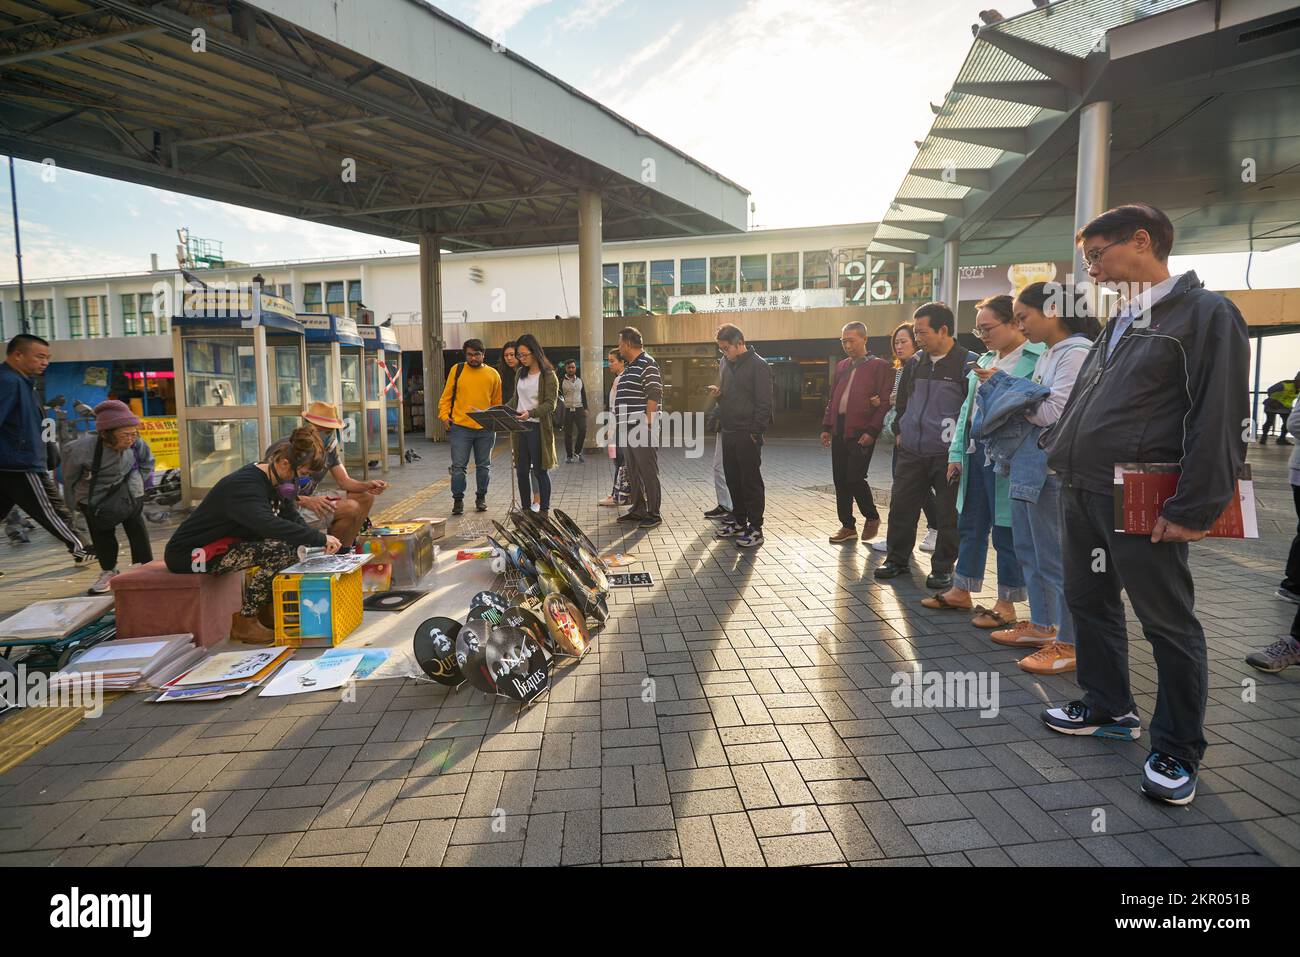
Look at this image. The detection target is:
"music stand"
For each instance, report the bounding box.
[468,408,531,511]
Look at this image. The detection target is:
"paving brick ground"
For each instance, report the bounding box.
[2,432,1299,867]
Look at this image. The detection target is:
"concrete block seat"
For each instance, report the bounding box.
[109,560,242,648]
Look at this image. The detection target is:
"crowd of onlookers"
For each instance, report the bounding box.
[2,202,1293,808]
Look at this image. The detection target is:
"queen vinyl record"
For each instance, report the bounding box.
[412,616,463,686]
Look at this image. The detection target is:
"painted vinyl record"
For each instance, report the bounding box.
[468,589,510,626]
[501,604,551,653]
[552,508,598,556]
[455,618,496,694]
[548,549,609,624]
[412,616,463,686]
[484,625,549,703]
[542,594,590,657]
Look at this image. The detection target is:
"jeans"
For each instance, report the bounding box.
[954,445,1026,601]
[1010,474,1072,644]
[448,423,495,499]
[1062,485,1208,767]
[713,435,733,510]
[885,446,959,574]
[1285,484,1300,589]
[515,422,551,509]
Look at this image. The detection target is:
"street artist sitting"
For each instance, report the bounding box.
[164,427,341,644]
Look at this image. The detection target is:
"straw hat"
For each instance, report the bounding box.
[303,400,344,430]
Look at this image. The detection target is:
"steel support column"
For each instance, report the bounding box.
[578,188,603,449]
[1075,101,1112,322]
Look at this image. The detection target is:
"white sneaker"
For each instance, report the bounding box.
[919,529,938,552]
[870,538,889,552]
[88,569,119,595]
[531,503,541,513]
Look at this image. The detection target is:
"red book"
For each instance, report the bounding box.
[1112,464,1256,538]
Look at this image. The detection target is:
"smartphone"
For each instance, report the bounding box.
[965,360,979,373]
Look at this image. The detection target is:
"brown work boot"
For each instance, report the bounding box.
[828,527,857,544]
[230,611,276,645]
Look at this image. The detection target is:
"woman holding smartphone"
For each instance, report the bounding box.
[508,334,560,517]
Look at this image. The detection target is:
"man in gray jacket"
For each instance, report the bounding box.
[1040,203,1249,807]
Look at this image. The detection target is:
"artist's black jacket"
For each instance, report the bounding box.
[1043,270,1249,531]
[718,349,774,434]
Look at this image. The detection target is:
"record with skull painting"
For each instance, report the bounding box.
[412,616,464,686]
[542,594,591,657]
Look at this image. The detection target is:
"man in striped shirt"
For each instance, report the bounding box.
[614,326,663,529]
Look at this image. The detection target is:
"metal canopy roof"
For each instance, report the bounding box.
[0,0,750,251]
[870,0,1300,268]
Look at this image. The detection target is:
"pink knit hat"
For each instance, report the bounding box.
[94,399,140,433]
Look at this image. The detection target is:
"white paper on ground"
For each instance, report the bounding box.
[319,646,392,679]
[260,652,364,697]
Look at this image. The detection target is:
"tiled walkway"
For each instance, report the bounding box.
[1,435,1298,866]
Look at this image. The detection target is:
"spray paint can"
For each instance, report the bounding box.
[297,546,327,560]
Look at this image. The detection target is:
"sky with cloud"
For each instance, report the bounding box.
[0,0,1295,342]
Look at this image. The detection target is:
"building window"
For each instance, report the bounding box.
[869,259,903,303]
[803,250,832,289]
[278,284,292,302]
[347,280,363,318]
[122,293,137,335]
[622,262,647,316]
[602,264,620,316]
[739,255,767,292]
[709,256,736,294]
[85,296,105,337]
[31,299,53,339]
[838,247,868,304]
[139,293,155,335]
[903,264,933,302]
[649,260,674,313]
[680,258,706,296]
[303,282,323,313]
[67,298,82,339]
[771,253,799,291]
[326,281,345,317]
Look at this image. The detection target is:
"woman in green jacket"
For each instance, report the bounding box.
[508,333,559,516]
[923,295,1044,628]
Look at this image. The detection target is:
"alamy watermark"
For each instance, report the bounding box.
[1,665,104,718]
[593,411,705,458]
[890,667,1000,718]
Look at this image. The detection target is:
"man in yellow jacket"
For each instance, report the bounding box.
[438,338,502,514]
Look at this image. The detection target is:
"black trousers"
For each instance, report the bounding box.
[83,507,153,572]
[1061,486,1208,768]
[831,414,878,528]
[884,446,958,572]
[564,408,587,457]
[0,469,87,557]
[721,431,765,529]
[1285,484,1300,589]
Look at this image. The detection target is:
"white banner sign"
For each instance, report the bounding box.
[669,287,845,314]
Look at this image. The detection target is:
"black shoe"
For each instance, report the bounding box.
[1259,436,1269,445]
[475,496,488,512]
[1280,437,1294,446]
[703,506,731,519]
[925,572,953,590]
[452,497,464,516]
[638,515,662,529]
[873,561,908,580]
[617,512,646,523]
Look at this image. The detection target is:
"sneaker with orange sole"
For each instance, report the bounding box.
[1018,640,1076,675]
[990,621,1057,647]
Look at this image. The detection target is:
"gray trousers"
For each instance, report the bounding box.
[624,444,661,517]
[713,436,732,510]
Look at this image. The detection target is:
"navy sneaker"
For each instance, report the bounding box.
[716,521,743,538]
[1041,700,1142,740]
[737,527,764,548]
[1140,751,1197,805]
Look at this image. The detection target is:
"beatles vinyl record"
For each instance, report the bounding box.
[455,618,496,694]
[484,625,549,703]
[501,604,551,653]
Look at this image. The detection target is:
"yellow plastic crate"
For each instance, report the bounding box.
[272,567,364,648]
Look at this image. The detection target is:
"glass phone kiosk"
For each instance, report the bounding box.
[358,324,403,476]
[300,313,368,476]
[172,290,304,504]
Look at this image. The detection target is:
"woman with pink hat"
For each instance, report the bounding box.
[62,399,156,594]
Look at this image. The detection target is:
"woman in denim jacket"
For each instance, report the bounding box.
[992,281,1100,674]
[923,296,1042,629]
